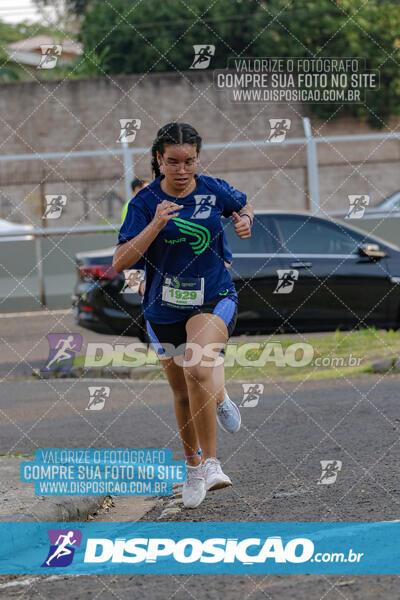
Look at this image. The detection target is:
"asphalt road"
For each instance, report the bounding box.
[0,309,111,379]
[1,376,400,598]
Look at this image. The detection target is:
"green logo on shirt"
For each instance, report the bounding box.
[172,218,211,255]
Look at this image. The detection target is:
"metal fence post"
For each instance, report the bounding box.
[122,141,134,203]
[34,236,46,308]
[303,117,320,213]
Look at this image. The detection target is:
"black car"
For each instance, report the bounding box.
[72,211,400,339]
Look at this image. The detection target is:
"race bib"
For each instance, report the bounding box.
[161,275,204,308]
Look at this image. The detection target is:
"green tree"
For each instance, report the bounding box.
[32,0,400,127]
[252,0,400,127]
[0,50,22,82]
[79,0,261,75]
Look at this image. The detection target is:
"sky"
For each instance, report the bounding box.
[0,0,55,24]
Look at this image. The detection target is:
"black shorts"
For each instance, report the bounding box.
[146,296,238,358]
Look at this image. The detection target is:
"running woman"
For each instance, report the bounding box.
[113,122,253,508]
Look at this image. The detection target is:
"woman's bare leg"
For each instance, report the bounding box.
[184,313,228,460]
[159,355,200,466]
[214,360,226,405]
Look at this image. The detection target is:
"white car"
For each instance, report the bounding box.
[0,218,33,241]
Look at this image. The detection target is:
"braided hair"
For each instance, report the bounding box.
[151,122,202,178]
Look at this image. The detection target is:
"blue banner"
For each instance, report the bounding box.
[0,522,399,574]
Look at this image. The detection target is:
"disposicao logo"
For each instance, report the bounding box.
[42,529,82,567]
[41,333,82,372]
[83,536,314,564]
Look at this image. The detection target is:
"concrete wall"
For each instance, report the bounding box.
[1,69,400,227]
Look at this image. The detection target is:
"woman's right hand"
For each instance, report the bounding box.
[113,200,184,274]
[152,200,183,229]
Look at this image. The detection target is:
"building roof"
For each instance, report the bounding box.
[8,35,83,56]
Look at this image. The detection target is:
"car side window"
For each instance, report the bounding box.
[222,215,274,253]
[274,215,363,254]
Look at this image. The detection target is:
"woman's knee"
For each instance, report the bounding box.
[184,363,214,386]
[173,389,190,406]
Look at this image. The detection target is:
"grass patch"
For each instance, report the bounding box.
[224,327,400,382]
[70,328,400,382]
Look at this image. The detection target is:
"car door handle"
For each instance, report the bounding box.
[290,262,312,268]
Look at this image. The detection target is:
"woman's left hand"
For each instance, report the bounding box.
[232,211,251,239]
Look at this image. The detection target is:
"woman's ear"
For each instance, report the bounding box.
[156,152,165,174]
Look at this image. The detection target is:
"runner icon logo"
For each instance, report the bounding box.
[86,386,110,410]
[43,195,67,219]
[317,460,342,485]
[41,333,82,372]
[42,529,82,568]
[345,195,370,219]
[190,45,215,69]
[240,383,264,407]
[191,195,216,219]
[37,45,62,69]
[121,269,145,294]
[117,119,141,143]
[273,269,299,294]
[267,119,291,143]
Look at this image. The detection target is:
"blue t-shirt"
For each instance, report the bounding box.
[121,198,146,270]
[116,174,247,324]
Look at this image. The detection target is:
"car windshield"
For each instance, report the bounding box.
[376,192,400,210]
[274,215,364,254]
[273,214,399,253]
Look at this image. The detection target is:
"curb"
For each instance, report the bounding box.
[370,357,400,374]
[0,457,105,523]
[0,496,105,523]
[31,366,163,380]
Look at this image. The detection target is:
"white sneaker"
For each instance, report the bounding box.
[182,463,206,508]
[216,390,241,434]
[203,457,232,491]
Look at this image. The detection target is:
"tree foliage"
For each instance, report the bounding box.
[79,0,260,74]
[251,0,400,126]
[76,0,400,127]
